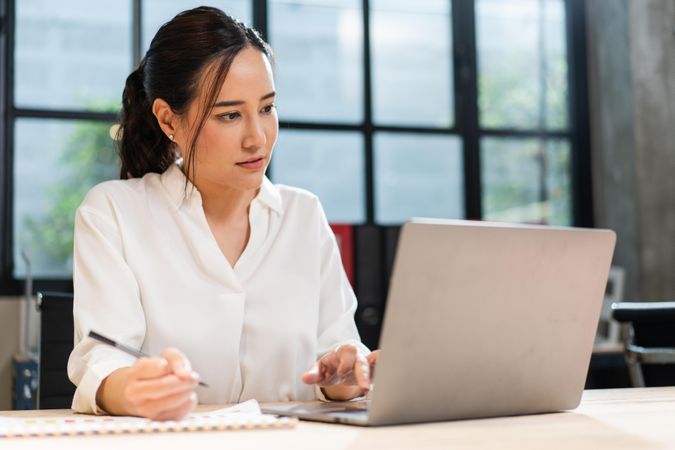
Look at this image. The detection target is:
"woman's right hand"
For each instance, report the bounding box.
[97,347,200,421]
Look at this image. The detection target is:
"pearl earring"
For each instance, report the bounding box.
[168,134,174,141]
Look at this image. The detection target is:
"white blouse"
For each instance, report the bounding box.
[67,163,368,414]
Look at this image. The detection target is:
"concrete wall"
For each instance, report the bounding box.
[0,298,22,410]
[629,0,675,299]
[587,0,675,301]
[0,296,40,410]
[586,0,641,300]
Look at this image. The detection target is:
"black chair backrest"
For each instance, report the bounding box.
[612,301,675,386]
[613,303,675,347]
[37,291,76,409]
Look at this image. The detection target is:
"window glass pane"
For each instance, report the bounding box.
[371,0,453,127]
[14,119,119,277]
[374,133,464,224]
[481,137,571,225]
[142,1,252,53]
[269,0,363,123]
[15,0,132,112]
[271,130,365,223]
[477,0,568,130]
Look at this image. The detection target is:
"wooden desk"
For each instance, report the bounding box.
[3,387,675,449]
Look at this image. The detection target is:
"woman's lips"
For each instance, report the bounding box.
[236,157,264,170]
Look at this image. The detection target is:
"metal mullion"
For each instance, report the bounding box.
[14,108,117,122]
[2,278,72,296]
[480,128,571,140]
[453,0,481,220]
[253,0,268,41]
[536,0,549,211]
[374,125,458,135]
[26,278,73,292]
[362,0,374,224]
[279,121,363,133]
[1,0,14,287]
[565,0,592,227]
[281,120,459,135]
[132,0,142,66]
[257,0,270,178]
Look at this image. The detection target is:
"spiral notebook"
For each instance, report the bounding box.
[0,400,297,438]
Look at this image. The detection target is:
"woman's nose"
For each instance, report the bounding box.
[243,117,267,150]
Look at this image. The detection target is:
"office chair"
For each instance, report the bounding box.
[36,291,76,409]
[611,301,675,387]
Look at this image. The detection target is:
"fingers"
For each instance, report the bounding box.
[334,345,371,390]
[316,351,341,386]
[161,347,193,380]
[139,391,197,422]
[336,346,358,379]
[123,348,200,420]
[301,362,322,385]
[353,355,370,392]
[366,350,380,366]
[303,351,340,386]
[126,373,197,401]
[302,345,372,390]
[131,356,171,381]
[367,350,380,379]
[154,392,198,421]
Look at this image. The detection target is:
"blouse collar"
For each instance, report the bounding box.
[159,163,283,214]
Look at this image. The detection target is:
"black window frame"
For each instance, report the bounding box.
[0,0,591,295]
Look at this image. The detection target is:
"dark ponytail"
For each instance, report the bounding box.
[118,62,175,178]
[117,7,272,179]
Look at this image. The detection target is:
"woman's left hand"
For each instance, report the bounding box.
[301,345,380,400]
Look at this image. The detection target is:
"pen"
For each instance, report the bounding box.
[87,330,209,388]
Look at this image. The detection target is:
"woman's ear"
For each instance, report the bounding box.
[151,98,177,140]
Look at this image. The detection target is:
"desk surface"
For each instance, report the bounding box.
[2,387,675,449]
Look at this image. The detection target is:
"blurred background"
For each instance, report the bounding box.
[0,0,674,409]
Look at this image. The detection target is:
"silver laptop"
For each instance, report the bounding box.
[263,219,616,426]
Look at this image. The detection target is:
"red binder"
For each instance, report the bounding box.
[329,224,354,287]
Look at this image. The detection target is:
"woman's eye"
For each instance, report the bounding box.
[262,104,276,114]
[218,112,240,121]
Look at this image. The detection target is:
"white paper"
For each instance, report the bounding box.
[196,399,262,416]
[0,399,270,437]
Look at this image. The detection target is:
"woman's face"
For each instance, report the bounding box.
[178,47,278,194]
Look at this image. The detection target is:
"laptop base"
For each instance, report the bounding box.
[262,401,371,426]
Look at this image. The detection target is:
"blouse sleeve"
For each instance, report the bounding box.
[315,198,371,359]
[313,199,371,401]
[67,192,146,414]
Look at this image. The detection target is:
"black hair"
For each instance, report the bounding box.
[117,6,272,180]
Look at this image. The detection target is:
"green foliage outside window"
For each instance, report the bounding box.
[20,120,119,273]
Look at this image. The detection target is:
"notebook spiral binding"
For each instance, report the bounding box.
[0,414,297,438]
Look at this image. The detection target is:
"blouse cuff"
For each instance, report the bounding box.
[315,385,330,402]
[71,356,135,415]
[321,339,371,360]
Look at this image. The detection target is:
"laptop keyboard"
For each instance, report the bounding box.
[290,400,370,414]
[326,401,369,412]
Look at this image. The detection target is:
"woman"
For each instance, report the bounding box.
[67,6,378,421]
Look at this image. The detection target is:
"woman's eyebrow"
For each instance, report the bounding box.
[213,91,276,108]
